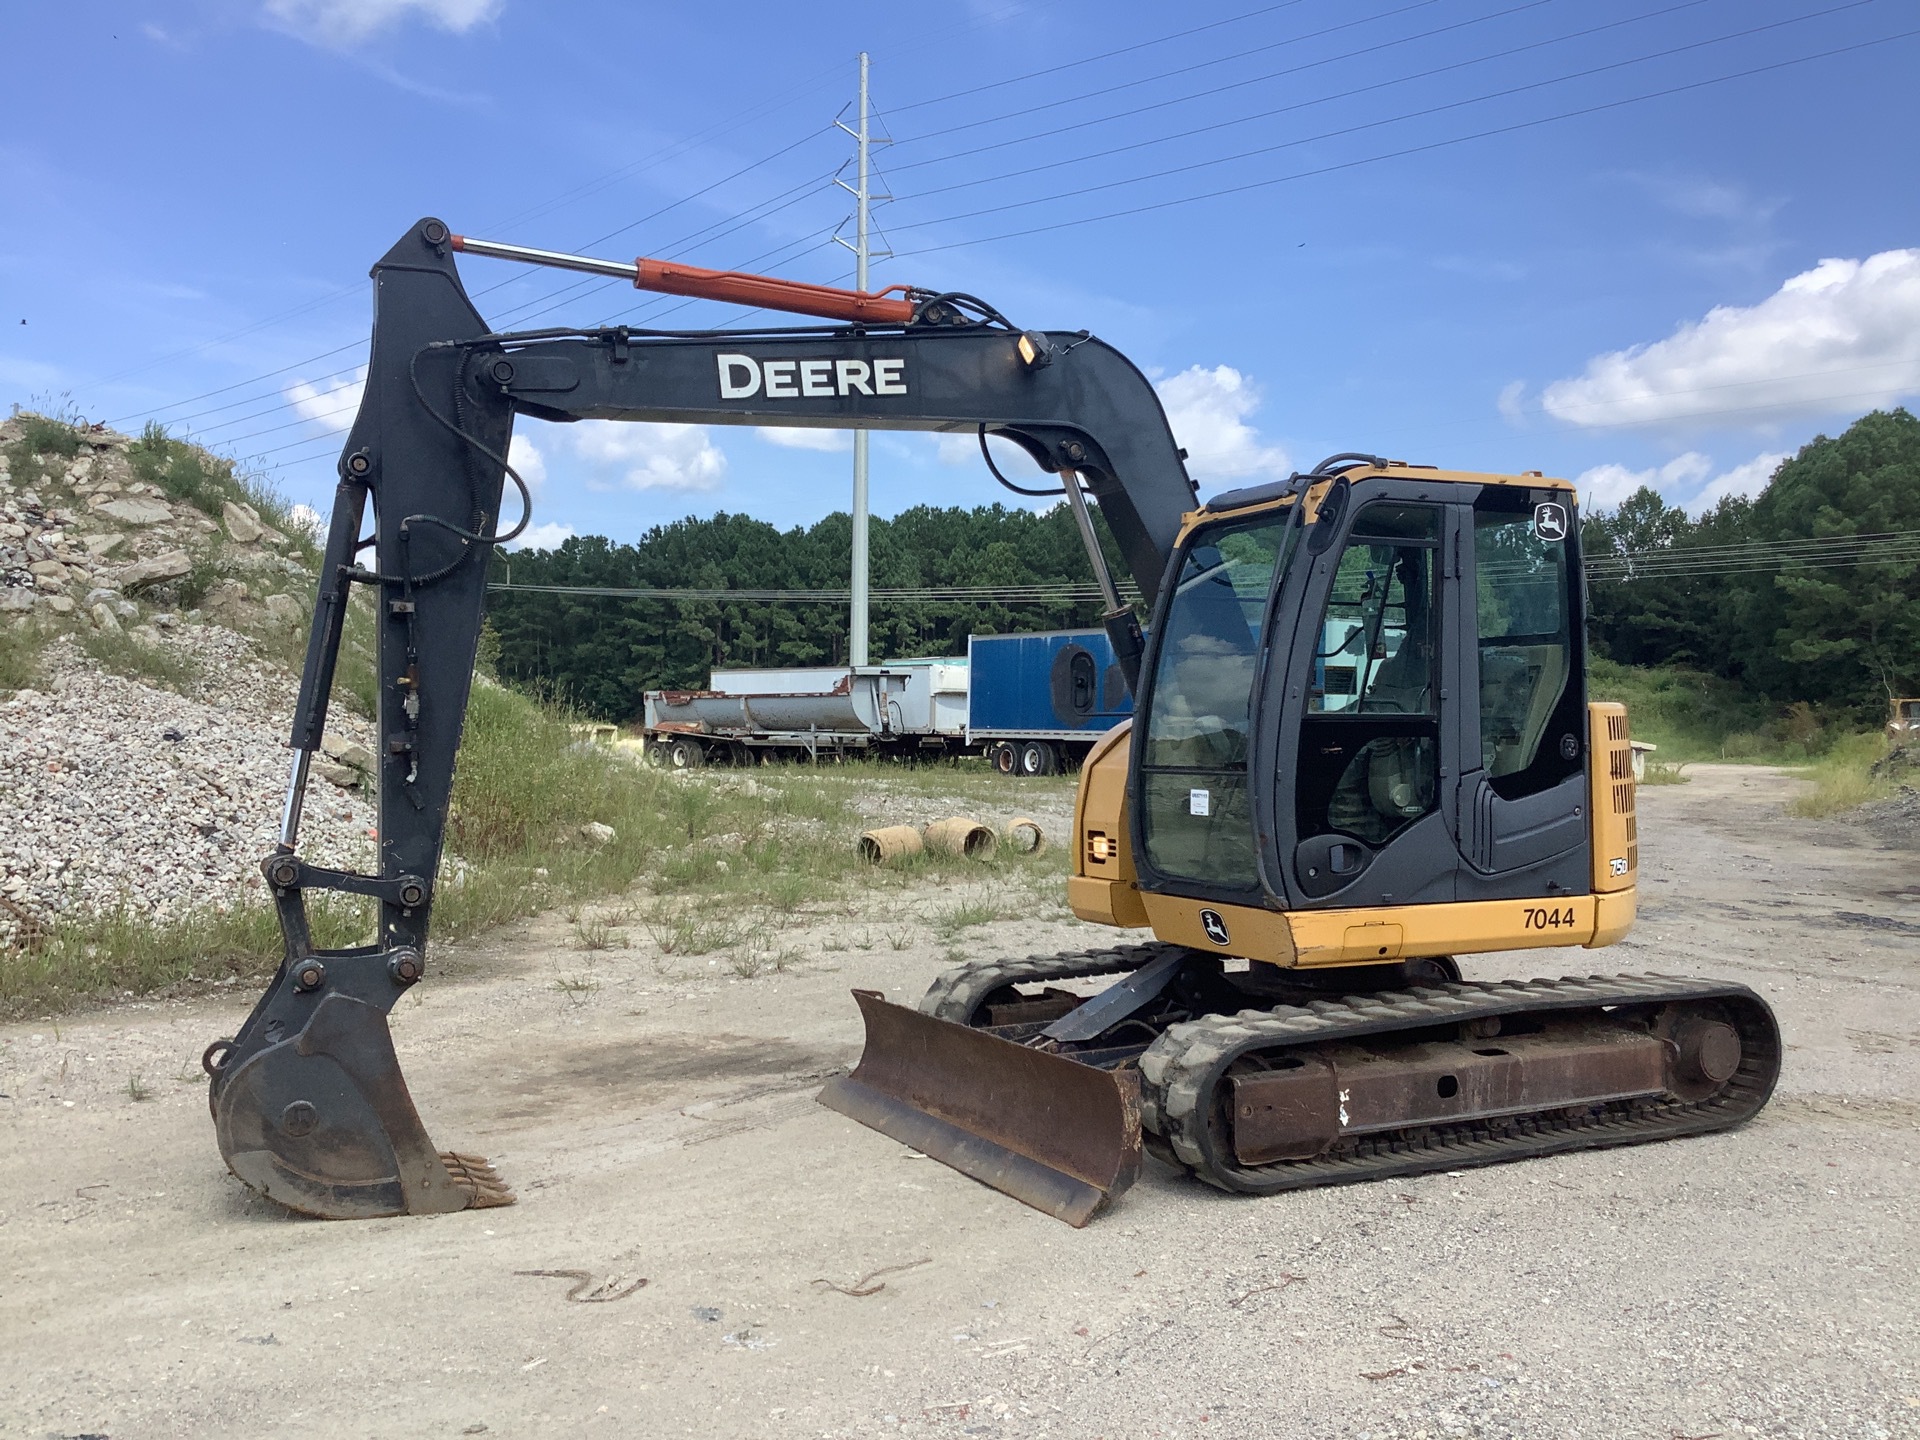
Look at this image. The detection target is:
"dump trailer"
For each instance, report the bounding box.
[204,222,1780,1226]
[968,628,1134,776]
[641,659,968,767]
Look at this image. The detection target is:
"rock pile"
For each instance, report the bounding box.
[0,415,379,947]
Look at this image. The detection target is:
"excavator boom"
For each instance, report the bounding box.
[204,219,1196,1218]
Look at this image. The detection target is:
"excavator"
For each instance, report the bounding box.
[204,219,1780,1224]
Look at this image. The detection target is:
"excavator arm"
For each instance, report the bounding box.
[206,218,1198,1219]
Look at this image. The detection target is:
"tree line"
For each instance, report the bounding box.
[1583,407,1919,719]
[485,503,1122,718]
[486,409,1919,723]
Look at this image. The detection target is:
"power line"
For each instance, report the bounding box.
[881,0,1326,117]
[887,0,1719,199]
[887,0,1543,156]
[884,3,1889,243]
[889,24,1917,260]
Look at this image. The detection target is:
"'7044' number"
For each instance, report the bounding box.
[1523,905,1579,930]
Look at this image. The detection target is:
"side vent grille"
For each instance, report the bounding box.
[1607,713,1628,742]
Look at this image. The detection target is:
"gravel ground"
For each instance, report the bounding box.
[0,765,1915,1439]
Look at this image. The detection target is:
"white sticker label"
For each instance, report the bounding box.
[1609,856,1629,876]
[1189,788,1211,817]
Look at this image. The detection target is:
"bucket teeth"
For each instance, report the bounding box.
[440,1151,516,1209]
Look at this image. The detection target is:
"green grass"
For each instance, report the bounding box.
[3,412,84,488]
[1638,759,1691,786]
[0,895,372,1007]
[76,626,203,691]
[0,624,42,694]
[1588,658,1864,764]
[127,422,308,535]
[1784,732,1902,818]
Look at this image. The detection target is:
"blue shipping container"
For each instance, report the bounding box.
[966,629,1134,742]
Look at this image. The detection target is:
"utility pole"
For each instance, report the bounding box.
[836,52,877,666]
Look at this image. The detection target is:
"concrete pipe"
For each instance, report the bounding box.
[859,825,925,865]
[924,817,996,860]
[1004,817,1046,856]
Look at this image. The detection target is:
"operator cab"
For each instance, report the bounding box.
[1129,459,1590,917]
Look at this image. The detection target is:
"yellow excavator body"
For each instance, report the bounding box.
[821,468,1776,1225]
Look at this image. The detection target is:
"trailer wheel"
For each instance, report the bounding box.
[991,742,1018,776]
[667,737,706,770]
[1018,740,1057,777]
[642,741,670,768]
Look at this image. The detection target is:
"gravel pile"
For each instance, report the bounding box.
[1858,785,1920,846]
[0,415,376,944]
[0,646,377,936]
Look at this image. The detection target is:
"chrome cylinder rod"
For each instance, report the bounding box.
[1060,468,1125,614]
[278,749,313,849]
[449,233,636,281]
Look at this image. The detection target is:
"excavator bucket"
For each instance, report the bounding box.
[817,990,1142,1226]
[209,992,512,1220]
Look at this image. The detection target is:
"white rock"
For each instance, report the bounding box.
[314,757,360,788]
[91,603,122,634]
[580,821,617,847]
[96,497,173,526]
[263,593,305,626]
[320,733,376,771]
[84,533,127,558]
[117,550,193,591]
[221,501,266,544]
[46,595,75,615]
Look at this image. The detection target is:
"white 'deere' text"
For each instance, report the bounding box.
[716,353,907,400]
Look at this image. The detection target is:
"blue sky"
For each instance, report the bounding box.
[2,0,1916,551]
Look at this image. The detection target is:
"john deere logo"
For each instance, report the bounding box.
[1199,908,1231,946]
[1533,501,1568,542]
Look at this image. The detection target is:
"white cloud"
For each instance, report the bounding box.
[284,368,365,433]
[756,427,851,453]
[504,520,574,553]
[288,503,325,541]
[1574,449,1789,515]
[263,0,501,45]
[507,432,546,492]
[1541,249,1920,429]
[1497,380,1529,425]
[1686,450,1790,513]
[567,419,725,492]
[1575,453,1711,508]
[1154,365,1289,482]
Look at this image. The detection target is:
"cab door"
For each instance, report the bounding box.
[1452,486,1591,899]
[1265,484,1471,909]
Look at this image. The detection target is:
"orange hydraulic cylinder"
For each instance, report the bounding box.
[630,258,916,325]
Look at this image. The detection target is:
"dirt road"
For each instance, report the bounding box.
[3,766,1916,1439]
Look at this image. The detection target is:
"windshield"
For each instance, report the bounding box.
[1141,513,1295,767]
[1137,507,1297,890]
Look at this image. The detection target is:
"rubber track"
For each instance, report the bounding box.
[1139,973,1781,1194]
[919,944,1176,1024]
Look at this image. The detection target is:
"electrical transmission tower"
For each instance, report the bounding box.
[834,51,890,666]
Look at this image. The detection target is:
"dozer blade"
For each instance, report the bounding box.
[211,992,513,1220]
[818,989,1141,1227]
